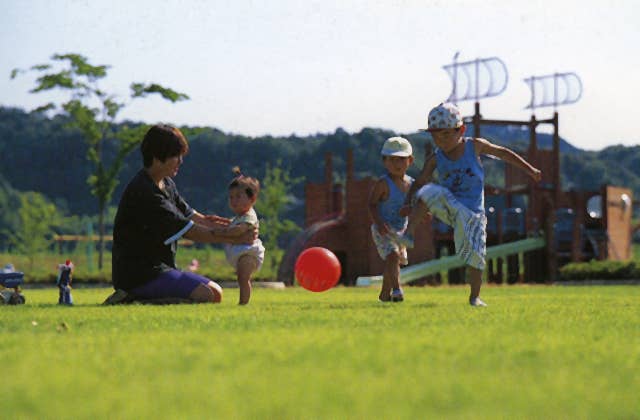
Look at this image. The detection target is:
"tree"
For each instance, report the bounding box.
[7,192,60,270]
[254,162,304,270]
[11,53,189,268]
[0,173,21,250]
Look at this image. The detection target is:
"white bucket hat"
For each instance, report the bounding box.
[422,102,463,131]
[381,137,413,157]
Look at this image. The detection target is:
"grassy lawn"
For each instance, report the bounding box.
[1,285,638,419]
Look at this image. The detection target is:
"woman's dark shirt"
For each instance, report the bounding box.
[112,169,194,290]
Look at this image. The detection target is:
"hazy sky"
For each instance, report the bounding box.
[1,0,638,151]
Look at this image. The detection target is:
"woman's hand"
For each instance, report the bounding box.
[204,214,231,227]
[191,211,231,228]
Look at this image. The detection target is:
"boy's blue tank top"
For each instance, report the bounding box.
[435,138,484,213]
[379,174,414,231]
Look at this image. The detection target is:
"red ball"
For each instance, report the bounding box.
[294,247,341,292]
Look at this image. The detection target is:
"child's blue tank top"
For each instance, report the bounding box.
[435,138,484,213]
[379,174,414,231]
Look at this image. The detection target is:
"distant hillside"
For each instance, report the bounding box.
[465,124,580,153]
[0,106,637,229]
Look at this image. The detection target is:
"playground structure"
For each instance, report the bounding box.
[278,54,634,286]
[277,144,632,287]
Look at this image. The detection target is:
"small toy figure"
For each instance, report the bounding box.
[56,260,74,305]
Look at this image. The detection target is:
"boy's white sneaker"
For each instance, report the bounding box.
[469,297,487,307]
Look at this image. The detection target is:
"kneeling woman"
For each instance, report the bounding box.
[111,124,256,303]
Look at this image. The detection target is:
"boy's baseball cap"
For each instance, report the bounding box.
[381,137,413,157]
[421,102,463,131]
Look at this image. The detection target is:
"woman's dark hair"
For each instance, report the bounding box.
[140,124,189,168]
[228,166,260,199]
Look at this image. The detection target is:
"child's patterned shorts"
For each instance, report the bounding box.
[371,224,409,266]
[416,183,487,270]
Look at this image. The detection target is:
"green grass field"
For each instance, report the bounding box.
[2,285,638,419]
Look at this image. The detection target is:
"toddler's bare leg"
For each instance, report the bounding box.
[237,255,258,305]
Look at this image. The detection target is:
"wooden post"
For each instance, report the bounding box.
[553,112,561,205]
[527,114,538,233]
[473,101,481,138]
[324,153,333,214]
[544,196,558,283]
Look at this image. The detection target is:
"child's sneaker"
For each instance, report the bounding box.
[395,233,414,248]
[469,297,487,307]
[391,288,404,302]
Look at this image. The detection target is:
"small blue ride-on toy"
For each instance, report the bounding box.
[0,269,26,305]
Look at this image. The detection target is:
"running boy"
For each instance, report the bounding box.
[222,168,265,304]
[368,137,414,302]
[398,103,542,306]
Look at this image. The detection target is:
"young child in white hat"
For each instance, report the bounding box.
[398,103,542,306]
[368,136,415,302]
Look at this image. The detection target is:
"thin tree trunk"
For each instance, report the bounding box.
[98,206,105,270]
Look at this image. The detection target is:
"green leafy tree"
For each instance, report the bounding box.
[0,173,21,250]
[11,53,189,268]
[7,192,60,270]
[254,162,303,269]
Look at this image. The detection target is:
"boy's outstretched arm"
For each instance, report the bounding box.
[475,138,542,182]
